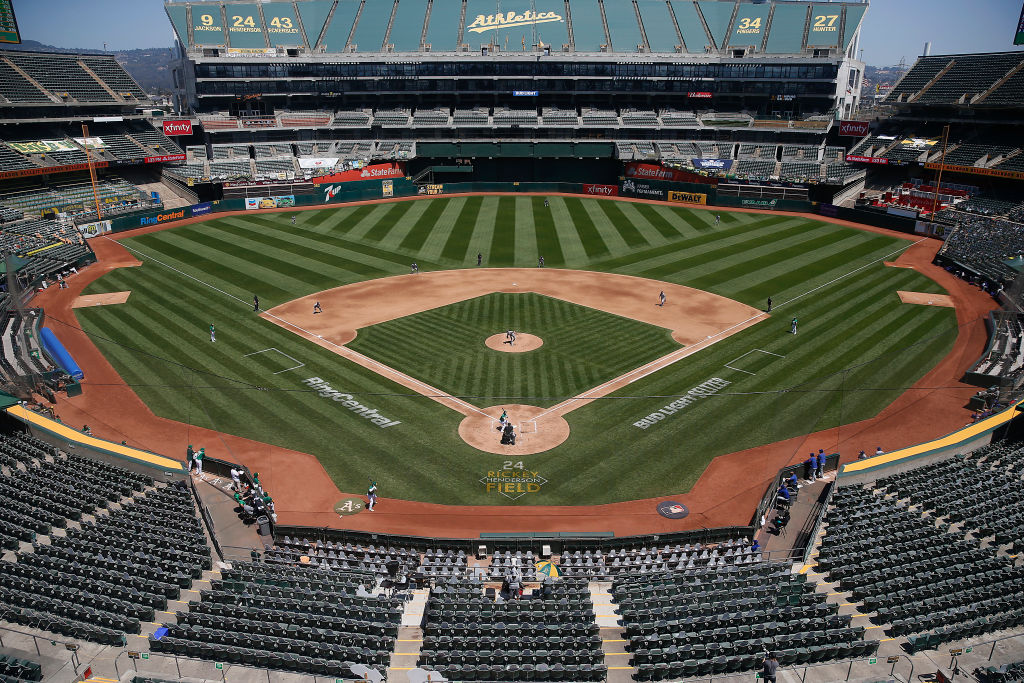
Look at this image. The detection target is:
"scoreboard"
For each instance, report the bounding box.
[0,0,20,44]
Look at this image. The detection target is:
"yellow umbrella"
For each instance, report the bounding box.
[535,560,560,577]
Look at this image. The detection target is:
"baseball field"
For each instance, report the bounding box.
[72,195,957,505]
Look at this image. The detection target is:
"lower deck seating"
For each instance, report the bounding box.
[0,439,210,647]
[154,560,399,678]
[0,653,41,682]
[418,578,605,681]
[616,560,874,679]
[818,483,1024,653]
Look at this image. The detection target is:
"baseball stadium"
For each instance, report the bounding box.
[0,0,1024,681]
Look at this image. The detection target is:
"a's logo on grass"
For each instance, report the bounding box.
[481,460,548,500]
[334,498,365,516]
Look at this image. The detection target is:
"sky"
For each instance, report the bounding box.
[9,0,1024,64]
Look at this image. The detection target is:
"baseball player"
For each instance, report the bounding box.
[313,301,322,314]
[658,291,666,307]
[509,330,516,345]
[253,294,259,312]
[367,481,378,511]
[791,317,798,334]
[210,323,216,342]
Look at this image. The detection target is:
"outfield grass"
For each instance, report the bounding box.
[75,197,957,505]
[347,292,679,408]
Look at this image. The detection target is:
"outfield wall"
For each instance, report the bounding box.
[4,404,187,480]
[835,401,1022,486]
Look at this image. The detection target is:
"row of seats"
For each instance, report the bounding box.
[819,479,1024,651]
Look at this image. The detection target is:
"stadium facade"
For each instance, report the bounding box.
[166,0,867,118]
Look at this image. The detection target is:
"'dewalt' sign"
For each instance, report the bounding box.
[466,9,564,33]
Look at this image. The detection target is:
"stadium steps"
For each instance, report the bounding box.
[591,581,634,682]
[75,60,122,103]
[389,621,424,683]
[974,59,1024,104]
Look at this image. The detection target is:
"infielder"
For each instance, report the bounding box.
[658,291,666,307]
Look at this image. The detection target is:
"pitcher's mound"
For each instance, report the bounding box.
[459,404,569,455]
[485,333,543,353]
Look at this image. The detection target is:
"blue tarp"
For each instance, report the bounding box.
[40,327,83,380]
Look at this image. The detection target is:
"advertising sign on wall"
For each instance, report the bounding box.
[620,178,665,200]
[845,155,890,165]
[162,120,194,136]
[582,183,618,196]
[687,91,713,98]
[7,140,77,154]
[418,184,444,195]
[691,159,734,172]
[624,162,705,183]
[838,120,870,137]
[382,180,394,198]
[191,202,212,217]
[144,154,187,163]
[311,163,406,185]
[77,220,112,238]
[667,191,707,205]
[245,195,296,210]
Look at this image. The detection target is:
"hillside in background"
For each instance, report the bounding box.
[3,40,174,95]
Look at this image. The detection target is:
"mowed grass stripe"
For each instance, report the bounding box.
[440,197,483,263]
[726,233,906,303]
[548,198,589,265]
[632,219,822,280]
[532,197,564,266]
[129,230,294,301]
[562,197,610,259]
[597,200,649,249]
[467,197,499,266]
[488,197,517,264]
[514,196,539,266]
[687,228,873,290]
[593,214,794,272]
[583,198,633,255]
[375,199,430,250]
[394,198,447,252]
[156,222,329,290]
[418,197,467,263]
[209,220,390,283]
[354,201,414,242]
[613,202,671,247]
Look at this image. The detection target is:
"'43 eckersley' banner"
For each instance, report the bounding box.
[311,162,406,185]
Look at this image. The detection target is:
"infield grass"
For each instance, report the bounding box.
[347,292,679,408]
[74,196,957,505]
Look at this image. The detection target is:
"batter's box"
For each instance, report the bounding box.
[243,347,305,375]
[519,419,538,434]
[725,348,785,376]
